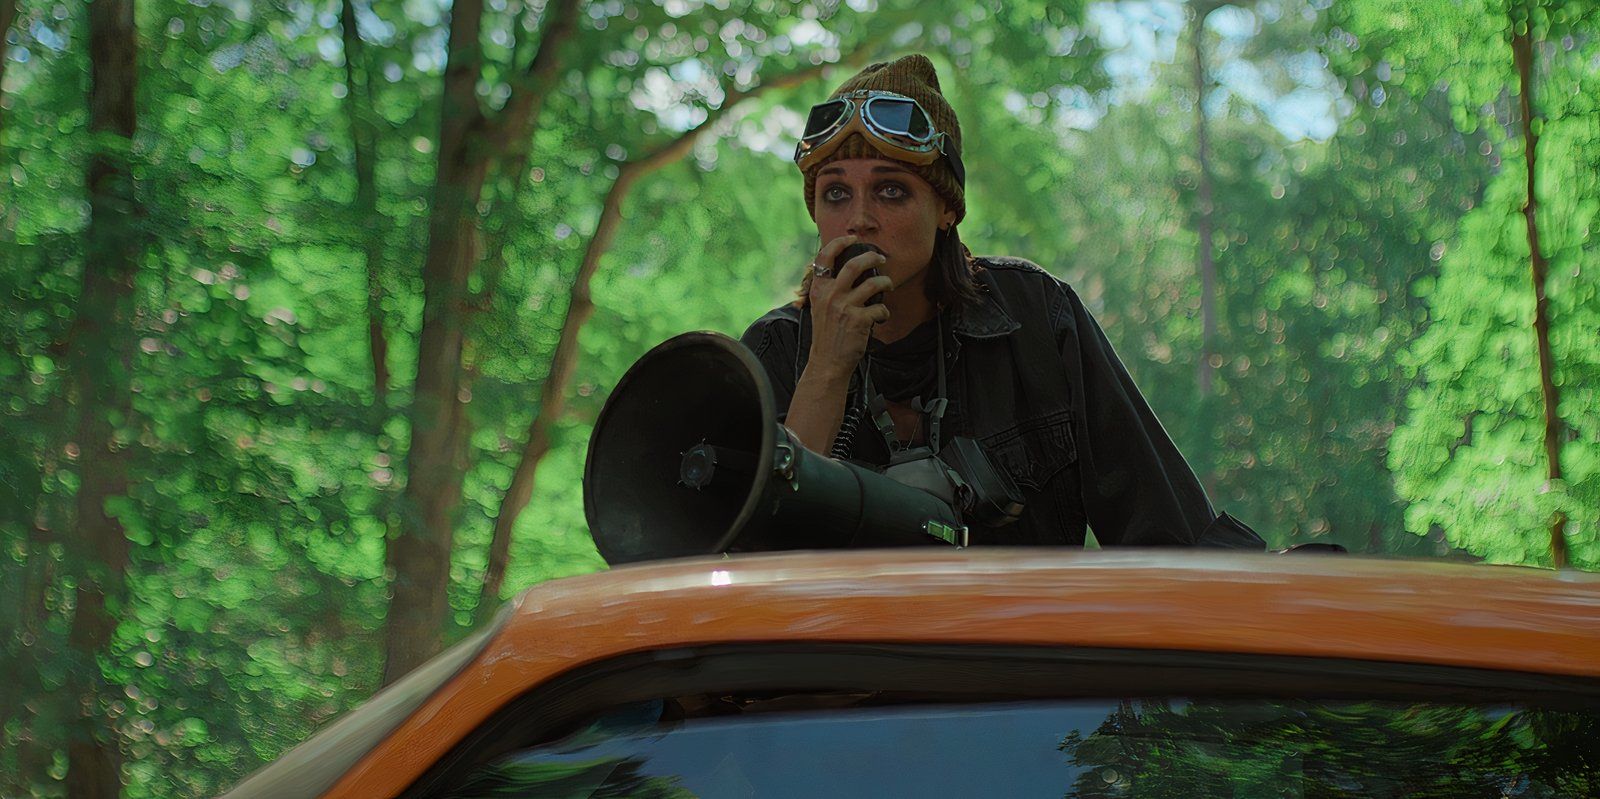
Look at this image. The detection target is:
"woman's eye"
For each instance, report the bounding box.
[823,186,848,201]
[879,184,907,199]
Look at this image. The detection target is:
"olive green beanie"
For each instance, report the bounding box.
[801,54,965,223]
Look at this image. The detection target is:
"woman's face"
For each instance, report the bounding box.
[813,158,955,296]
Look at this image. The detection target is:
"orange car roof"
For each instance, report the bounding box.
[327,550,1600,797]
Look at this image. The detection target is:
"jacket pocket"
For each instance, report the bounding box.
[979,408,1077,492]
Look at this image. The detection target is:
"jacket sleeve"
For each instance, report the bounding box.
[739,312,801,425]
[1051,285,1218,546]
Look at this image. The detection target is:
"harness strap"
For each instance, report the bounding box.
[865,315,948,454]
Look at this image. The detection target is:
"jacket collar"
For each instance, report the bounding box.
[952,271,1021,339]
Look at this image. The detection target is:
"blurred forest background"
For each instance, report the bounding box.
[1,0,1597,794]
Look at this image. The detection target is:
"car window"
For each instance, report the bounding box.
[437,697,1596,797]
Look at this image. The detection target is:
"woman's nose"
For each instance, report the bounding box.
[846,200,877,235]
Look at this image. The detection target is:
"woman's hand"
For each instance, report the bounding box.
[806,234,893,381]
[782,235,893,456]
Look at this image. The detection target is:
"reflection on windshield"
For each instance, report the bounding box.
[443,699,1597,798]
[444,757,695,799]
[1060,700,1597,797]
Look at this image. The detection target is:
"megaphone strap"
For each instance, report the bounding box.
[863,316,948,454]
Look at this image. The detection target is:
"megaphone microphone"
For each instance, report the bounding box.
[584,332,966,565]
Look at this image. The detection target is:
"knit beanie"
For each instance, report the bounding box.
[801,54,965,223]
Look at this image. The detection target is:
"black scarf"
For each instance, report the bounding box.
[866,314,943,403]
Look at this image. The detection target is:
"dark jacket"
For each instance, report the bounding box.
[740,255,1255,547]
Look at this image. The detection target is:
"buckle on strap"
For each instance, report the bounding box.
[923,519,969,548]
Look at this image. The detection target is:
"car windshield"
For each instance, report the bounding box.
[444,698,1598,798]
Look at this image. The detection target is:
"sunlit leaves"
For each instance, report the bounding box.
[1390,143,1600,568]
[1349,0,1600,567]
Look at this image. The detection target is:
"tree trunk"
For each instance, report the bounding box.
[65,0,139,793]
[383,0,582,684]
[341,0,390,415]
[1190,3,1218,399]
[1510,20,1568,569]
[339,0,403,681]
[1,499,58,794]
[478,169,639,611]
[383,0,488,686]
[1188,2,1221,500]
[476,62,839,611]
[0,0,16,132]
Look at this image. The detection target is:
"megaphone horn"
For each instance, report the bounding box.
[584,332,965,565]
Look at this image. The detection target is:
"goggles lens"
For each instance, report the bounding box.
[803,99,849,141]
[794,91,963,187]
[863,96,931,140]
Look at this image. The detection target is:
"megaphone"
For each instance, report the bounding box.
[584,332,966,565]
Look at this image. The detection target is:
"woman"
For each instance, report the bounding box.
[740,54,1259,547]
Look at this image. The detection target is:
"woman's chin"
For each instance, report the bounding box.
[888,265,928,290]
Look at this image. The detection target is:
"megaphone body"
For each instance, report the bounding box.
[584,332,966,565]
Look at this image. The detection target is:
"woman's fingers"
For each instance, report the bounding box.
[813,248,889,315]
[814,235,859,278]
[805,236,890,374]
[844,274,894,308]
[831,250,883,290]
[807,235,858,305]
[839,302,890,334]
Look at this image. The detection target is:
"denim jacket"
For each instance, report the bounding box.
[740,256,1255,547]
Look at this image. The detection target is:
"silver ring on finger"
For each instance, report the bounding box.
[812,262,832,278]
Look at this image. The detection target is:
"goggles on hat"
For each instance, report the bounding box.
[793,90,966,187]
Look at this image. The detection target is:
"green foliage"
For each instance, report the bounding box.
[1388,142,1600,567]
[1339,0,1600,566]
